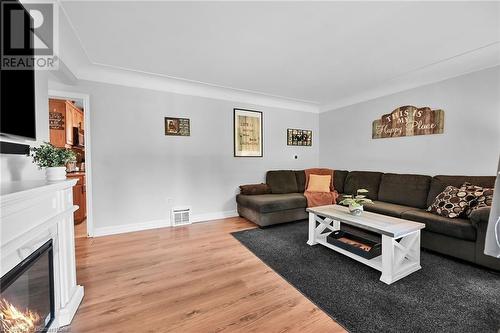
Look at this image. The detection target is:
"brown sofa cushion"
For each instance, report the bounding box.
[294,170,306,192]
[402,209,476,241]
[363,201,415,218]
[266,170,298,194]
[236,193,307,213]
[239,183,271,195]
[427,175,496,207]
[333,170,348,193]
[343,171,383,200]
[378,173,431,209]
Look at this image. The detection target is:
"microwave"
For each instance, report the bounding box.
[72,127,84,147]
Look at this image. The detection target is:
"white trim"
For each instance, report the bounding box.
[92,210,239,237]
[319,45,500,113]
[76,64,320,113]
[93,219,170,237]
[48,90,95,237]
[191,210,238,223]
[319,64,500,113]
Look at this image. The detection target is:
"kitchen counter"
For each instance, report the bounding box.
[67,171,86,176]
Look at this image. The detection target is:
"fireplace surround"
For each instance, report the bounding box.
[0,179,84,331]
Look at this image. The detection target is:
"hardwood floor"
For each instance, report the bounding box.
[74,219,87,239]
[68,217,345,332]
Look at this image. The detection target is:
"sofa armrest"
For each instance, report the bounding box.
[239,183,271,195]
[469,206,491,228]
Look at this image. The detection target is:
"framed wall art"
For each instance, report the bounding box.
[287,128,312,146]
[233,108,263,157]
[165,117,190,136]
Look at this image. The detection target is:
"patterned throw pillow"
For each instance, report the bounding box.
[427,185,477,218]
[460,182,494,216]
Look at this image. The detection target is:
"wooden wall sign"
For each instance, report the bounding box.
[372,105,444,139]
[287,129,312,146]
[49,112,64,130]
[165,117,190,136]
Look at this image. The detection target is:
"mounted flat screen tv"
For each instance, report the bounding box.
[0,0,37,141]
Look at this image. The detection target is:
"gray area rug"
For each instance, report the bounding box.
[232,221,500,333]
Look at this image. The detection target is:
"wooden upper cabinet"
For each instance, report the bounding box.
[49,99,84,148]
[73,108,84,131]
[49,99,67,148]
[65,102,74,145]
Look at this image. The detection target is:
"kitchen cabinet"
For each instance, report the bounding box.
[67,172,86,224]
[65,102,74,145]
[49,99,67,148]
[73,107,84,131]
[48,99,84,148]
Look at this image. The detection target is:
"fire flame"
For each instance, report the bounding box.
[0,299,40,333]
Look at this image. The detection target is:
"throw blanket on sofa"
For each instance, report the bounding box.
[304,168,339,207]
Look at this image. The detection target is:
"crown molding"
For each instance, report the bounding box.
[74,63,320,113]
[320,42,500,113]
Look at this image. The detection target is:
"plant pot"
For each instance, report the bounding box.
[46,167,67,181]
[348,204,364,216]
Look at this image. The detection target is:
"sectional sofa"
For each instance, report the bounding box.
[236,170,499,270]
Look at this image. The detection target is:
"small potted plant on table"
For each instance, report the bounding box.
[31,143,76,181]
[339,189,373,216]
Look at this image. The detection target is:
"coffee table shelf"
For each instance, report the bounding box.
[315,232,383,271]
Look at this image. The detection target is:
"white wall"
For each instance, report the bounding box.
[0,71,49,182]
[48,79,319,232]
[319,66,500,176]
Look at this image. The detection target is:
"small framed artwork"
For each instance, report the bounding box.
[287,128,312,146]
[165,117,190,136]
[234,108,263,157]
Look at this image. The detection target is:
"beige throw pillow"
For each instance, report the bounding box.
[307,174,331,193]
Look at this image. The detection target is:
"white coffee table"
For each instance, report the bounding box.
[306,205,425,284]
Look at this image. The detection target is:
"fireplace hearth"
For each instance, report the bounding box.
[1,240,55,333]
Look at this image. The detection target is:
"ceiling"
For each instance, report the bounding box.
[59,1,500,111]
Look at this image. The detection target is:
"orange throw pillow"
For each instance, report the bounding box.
[307,174,331,193]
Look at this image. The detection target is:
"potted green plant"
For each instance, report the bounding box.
[339,189,373,216]
[31,143,76,181]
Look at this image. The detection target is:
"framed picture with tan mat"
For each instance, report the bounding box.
[233,108,263,157]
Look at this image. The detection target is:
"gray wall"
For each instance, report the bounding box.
[319,66,500,176]
[49,80,319,229]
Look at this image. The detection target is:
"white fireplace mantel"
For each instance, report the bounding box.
[1,179,84,329]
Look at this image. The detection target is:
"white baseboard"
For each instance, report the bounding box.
[93,219,169,237]
[191,210,238,223]
[92,210,238,237]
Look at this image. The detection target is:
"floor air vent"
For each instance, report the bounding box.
[171,207,191,226]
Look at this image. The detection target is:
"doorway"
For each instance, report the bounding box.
[47,90,94,237]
